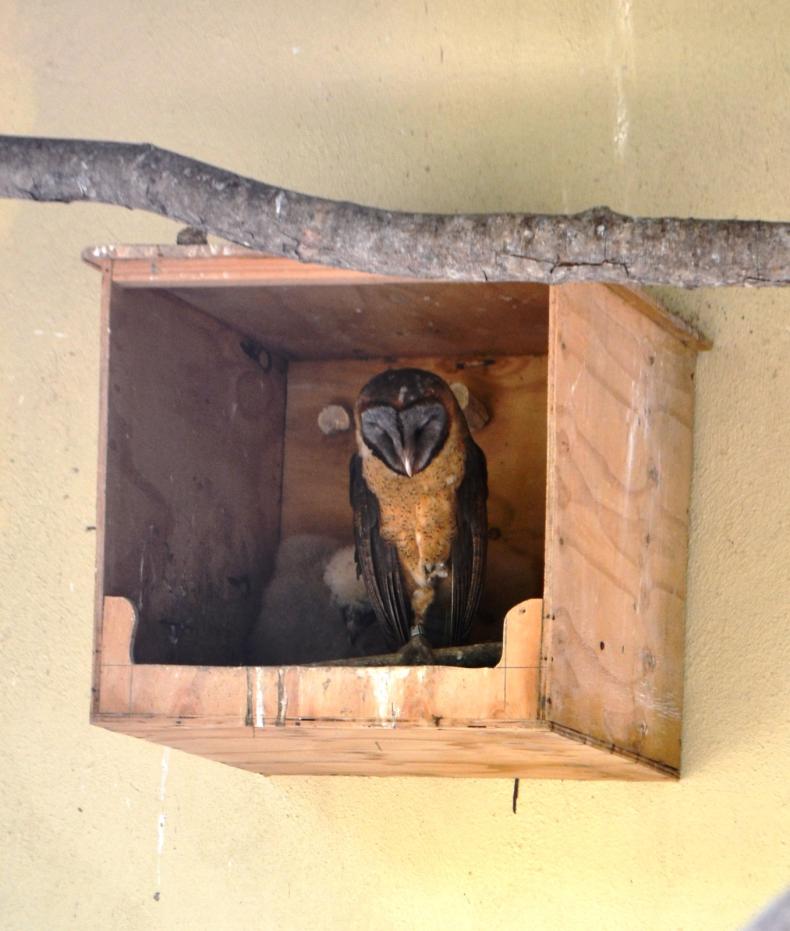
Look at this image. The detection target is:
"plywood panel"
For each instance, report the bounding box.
[168,278,548,360]
[102,288,287,665]
[93,718,670,780]
[543,283,697,771]
[91,269,114,715]
[96,596,540,726]
[96,595,134,714]
[93,249,549,360]
[280,355,547,637]
[83,246,406,286]
[93,597,668,777]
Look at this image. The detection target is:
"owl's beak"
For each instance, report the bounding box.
[401,428,419,477]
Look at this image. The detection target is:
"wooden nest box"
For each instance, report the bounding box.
[85,245,709,780]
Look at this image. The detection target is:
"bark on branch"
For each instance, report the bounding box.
[308,641,503,668]
[1,135,788,286]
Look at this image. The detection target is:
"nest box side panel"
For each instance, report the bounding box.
[101,286,287,664]
[543,283,698,771]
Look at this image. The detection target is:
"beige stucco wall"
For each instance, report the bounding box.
[1,3,788,928]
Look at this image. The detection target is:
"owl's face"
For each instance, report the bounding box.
[356,369,455,477]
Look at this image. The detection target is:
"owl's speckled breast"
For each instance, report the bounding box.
[360,418,466,587]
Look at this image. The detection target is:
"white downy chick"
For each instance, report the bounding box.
[246,535,388,664]
[323,545,390,654]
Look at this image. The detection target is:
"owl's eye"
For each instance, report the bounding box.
[399,401,449,474]
[360,406,405,473]
[360,400,449,476]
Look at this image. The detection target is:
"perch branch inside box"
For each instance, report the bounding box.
[308,641,503,668]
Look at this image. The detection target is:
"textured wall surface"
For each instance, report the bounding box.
[1,3,789,929]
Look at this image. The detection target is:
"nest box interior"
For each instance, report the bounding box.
[86,245,709,780]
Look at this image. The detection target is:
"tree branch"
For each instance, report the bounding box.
[308,641,503,668]
[1,135,788,286]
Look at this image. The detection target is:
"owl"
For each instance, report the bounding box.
[350,368,487,662]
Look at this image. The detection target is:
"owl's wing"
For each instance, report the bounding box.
[350,454,412,647]
[448,437,488,645]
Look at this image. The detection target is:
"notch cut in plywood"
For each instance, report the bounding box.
[98,596,540,726]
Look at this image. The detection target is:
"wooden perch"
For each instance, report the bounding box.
[1,135,788,286]
[308,641,503,668]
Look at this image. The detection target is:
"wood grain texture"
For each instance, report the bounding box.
[280,355,547,638]
[167,278,549,361]
[92,596,669,779]
[96,596,539,727]
[102,288,287,664]
[83,246,408,285]
[605,285,712,351]
[543,283,699,771]
[93,599,665,778]
[502,600,542,719]
[86,249,704,779]
[83,249,705,352]
[93,717,671,779]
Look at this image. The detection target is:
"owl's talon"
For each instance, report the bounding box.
[423,562,448,582]
[352,368,488,655]
[396,634,435,665]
